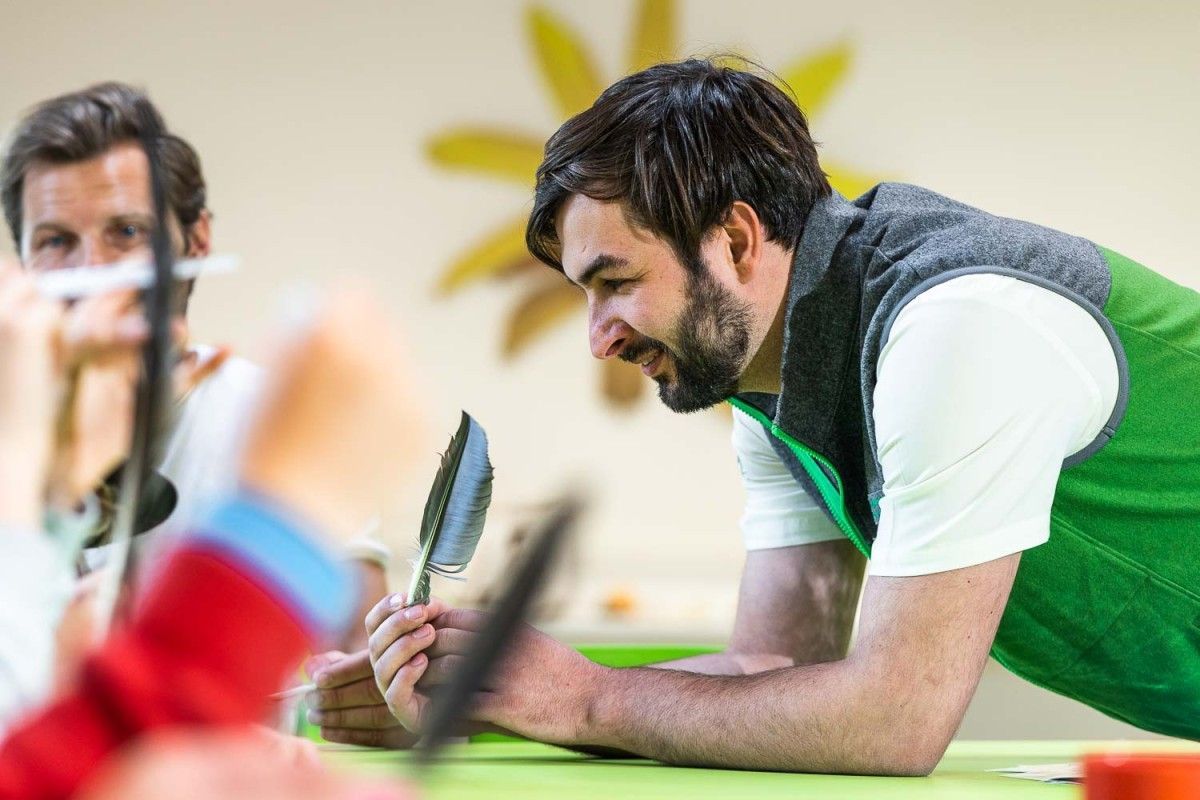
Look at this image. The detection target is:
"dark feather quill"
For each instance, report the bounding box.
[414,492,582,768]
[95,100,178,631]
[407,411,493,606]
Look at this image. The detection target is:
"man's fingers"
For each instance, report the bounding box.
[318,727,408,749]
[372,625,436,691]
[309,649,373,688]
[305,676,381,710]
[430,607,489,633]
[415,654,468,688]
[367,604,436,662]
[304,650,346,678]
[383,653,430,730]
[365,594,448,637]
[423,628,475,660]
[0,268,36,311]
[59,289,146,365]
[306,703,398,730]
[364,593,405,635]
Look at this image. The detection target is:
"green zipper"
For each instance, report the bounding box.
[728,397,872,559]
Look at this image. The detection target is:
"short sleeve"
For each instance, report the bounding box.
[869,274,1118,577]
[732,407,845,550]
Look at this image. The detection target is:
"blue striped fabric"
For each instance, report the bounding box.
[189,493,356,637]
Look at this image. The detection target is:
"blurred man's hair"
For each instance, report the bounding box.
[526,58,831,273]
[1,81,207,248]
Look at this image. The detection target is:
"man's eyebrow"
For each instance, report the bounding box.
[572,254,629,288]
[106,212,157,227]
[29,221,71,236]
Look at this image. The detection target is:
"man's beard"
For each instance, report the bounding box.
[620,266,753,414]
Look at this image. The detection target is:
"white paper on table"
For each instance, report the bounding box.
[989,763,1081,784]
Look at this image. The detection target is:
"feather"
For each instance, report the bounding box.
[406,411,494,606]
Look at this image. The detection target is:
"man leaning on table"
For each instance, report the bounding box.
[318,59,1200,774]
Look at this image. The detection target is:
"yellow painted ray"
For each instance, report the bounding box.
[777,38,852,119]
[427,129,546,186]
[527,5,605,118]
[825,160,886,201]
[437,217,536,294]
[627,0,677,73]
[503,279,583,357]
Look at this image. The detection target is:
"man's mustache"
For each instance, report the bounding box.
[618,336,671,366]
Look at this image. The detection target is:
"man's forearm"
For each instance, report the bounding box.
[580,659,940,776]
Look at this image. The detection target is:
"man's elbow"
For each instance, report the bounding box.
[875,747,944,778]
[860,729,950,777]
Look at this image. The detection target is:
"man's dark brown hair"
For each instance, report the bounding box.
[526,58,831,273]
[1,81,207,248]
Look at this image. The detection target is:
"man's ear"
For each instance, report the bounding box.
[723,201,763,284]
[183,209,212,258]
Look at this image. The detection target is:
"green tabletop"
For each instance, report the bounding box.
[321,739,1200,799]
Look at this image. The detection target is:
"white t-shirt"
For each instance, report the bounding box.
[733,273,1120,577]
[87,346,392,569]
[159,345,263,531]
[82,346,261,569]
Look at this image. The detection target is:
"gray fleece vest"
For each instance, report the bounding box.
[732,183,1124,547]
[729,183,1200,740]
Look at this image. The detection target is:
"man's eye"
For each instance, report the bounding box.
[602,278,630,292]
[118,224,143,239]
[41,234,68,249]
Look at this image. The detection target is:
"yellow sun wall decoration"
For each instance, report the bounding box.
[428,0,886,407]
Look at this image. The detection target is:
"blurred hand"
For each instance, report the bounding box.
[76,727,415,800]
[303,649,418,749]
[239,287,426,542]
[0,262,63,527]
[50,296,228,509]
[0,256,150,520]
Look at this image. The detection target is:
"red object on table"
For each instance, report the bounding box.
[1085,753,1200,799]
[0,548,313,800]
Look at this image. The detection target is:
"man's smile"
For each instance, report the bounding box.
[639,349,665,378]
[619,339,668,379]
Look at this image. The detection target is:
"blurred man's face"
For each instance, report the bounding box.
[19,140,210,322]
[19,140,195,272]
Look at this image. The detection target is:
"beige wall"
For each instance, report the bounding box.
[2,0,1195,739]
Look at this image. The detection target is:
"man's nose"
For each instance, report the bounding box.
[589,312,631,361]
[81,238,119,268]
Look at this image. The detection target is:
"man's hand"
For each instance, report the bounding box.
[0,261,148,525]
[50,287,165,510]
[363,593,448,735]
[303,649,417,749]
[425,608,605,746]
